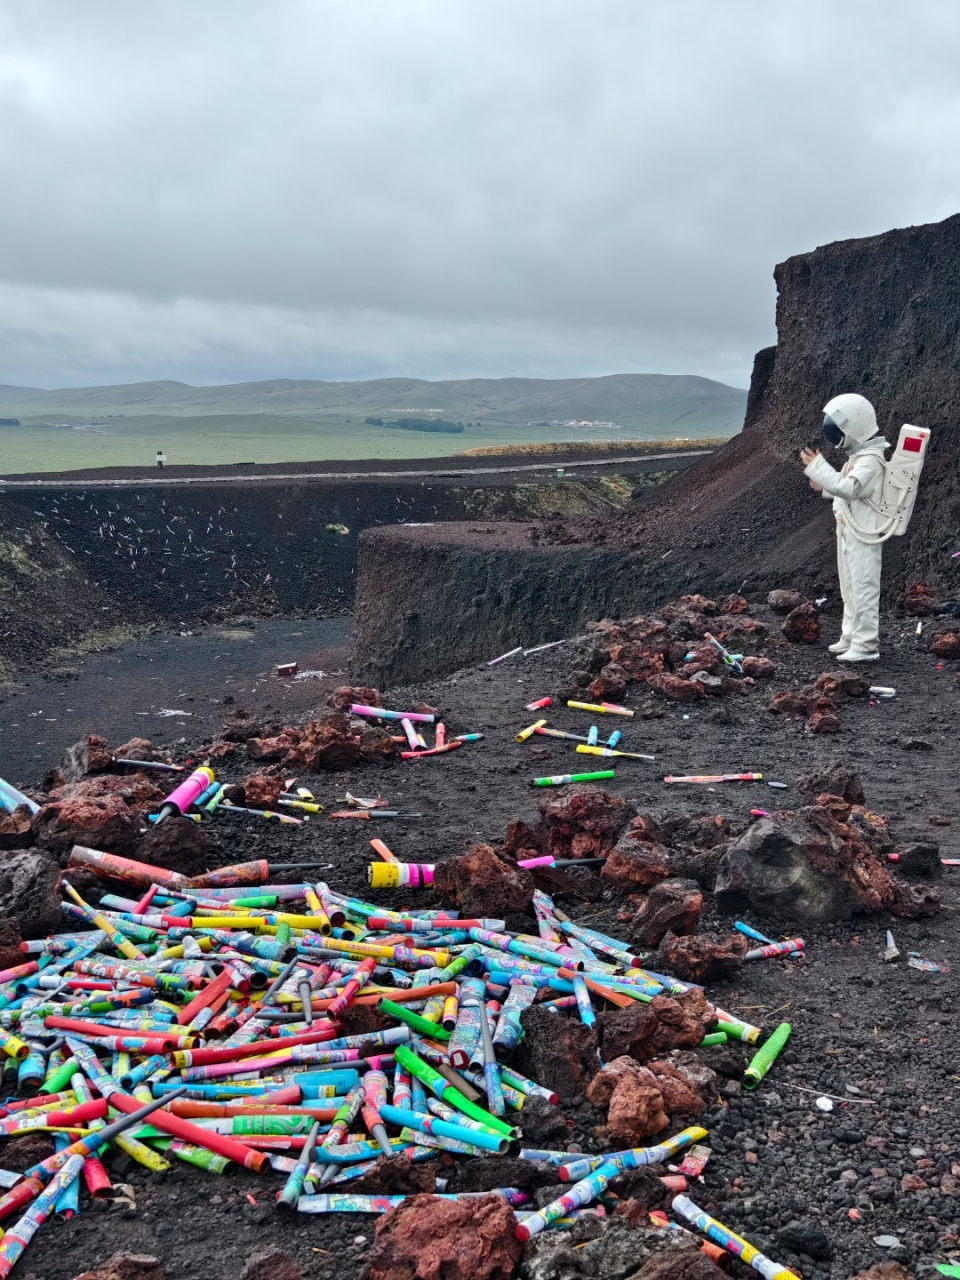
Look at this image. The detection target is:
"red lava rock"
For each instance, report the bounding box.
[139,816,208,879]
[796,761,866,805]
[741,656,776,679]
[902,582,936,615]
[587,662,629,703]
[0,848,62,939]
[586,1057,670,1142]
[806,697,841,734]
[931,630,960,658]
[537,786,636,862]
[204,740,238,760]
[814,793,853,822]
[245,732,299,761]
[33,793,138,857]
[49,775,163,807]
[610,642,666,683]
[719,593,749,614]
[648,1050,718,1113]
[433,843,534,918]
[891,880,941,918]
[221,710,265,742]
[657,930,747,982]
[62,734,114,781]
[289,716,362,771]
[900,1172,928,1192]
[243,771,284,808]
[585,1054,645,1107]
[768,691,814,716]
[0,920,24,971]
[814,670,869,698]
[767,589,808,614]
[715,807,902,922]
[74,1254,166,1280]
[328,684,382,712]
[781,602,821,644]
[367,1193,522,1280]
[679,594,718,615]
[358,725,398,762]
[602,836,673,891]
[598,989,716,1064]
[623,877,703,946]
[514,1003,598,1101]
[648,673,705,702]
[349,1155,441,1196]
[0,808,34,851]
[631,1249,728,1280]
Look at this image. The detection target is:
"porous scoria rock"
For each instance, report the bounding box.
[647,1051,718,1115]
[433,843,534,918]
[246,730,301,760]
[367,1193,522,1280]
[741,655,775,679]
[767,588,808,613]
[629,1248,728,1280]
[0,920,24,971]
[359,725,398,762]
[0,808,33,851]
[222,709,265,741]
[647,673,705,702]
[768,691,815,717]
[289,715,361,771]
[238,1251,303,1280]
[514,1004,598,1102]
[715,807,903,921]
[598,990,716,1064]
[328,684,382,712]
[601,836,673,892]
[781,602,820,643]
[33,793,138,857]
[538,786,636,861]
[796,760,865,805]
[657,930,747,982]
[344,1155,437,1196]
[586,1057,669,1142]
[62,733,114,781]
[895,842,943,876]
[111,737,157,762]
[805,697,840,734]
[243,771,283,808]
[902,582,935,615]
[621,878,703,946]
[139,815,208,879]
[813,670,869,697]
[587,662,629,703]
[931,630,960,657]
[74,1255,166,1280]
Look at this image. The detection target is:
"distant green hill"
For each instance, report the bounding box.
[0,373,746,436]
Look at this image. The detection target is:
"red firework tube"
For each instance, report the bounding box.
[361,1069,392,1156]
[133,883,160,915]
[173,1027,339,1068]
[325,957,377,1018]
[81,1156,113,1199]
[42,1018,194,1051]
[887,852,960,867]
[188,860,271,888]
[175,966,235,1026]
[67,845,189,890]
[0,1091,75,1117]
[435,722,446,747]
[156,766,215,823]
[400,741,463,760]
[0,1099,108,1136]
[525,696,552,711]
[312,981,456,1011]
[100,1090,271,1173]
[169,1099,339,1121]
[744,938,805,961]
[0,959,39,984]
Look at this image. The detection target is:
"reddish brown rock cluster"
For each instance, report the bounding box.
[433,843,535,917]
[598,989,717,1063]
[503,786,636,863]
[246,711,397,769]
[780,602,821,644]
[585,1051,718,1144]
[367,1193,523,1280]
[931,629,960,658]
[902,582,936,615]
[618,877,704,946]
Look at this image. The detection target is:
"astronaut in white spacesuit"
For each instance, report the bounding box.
[800,394,889,663]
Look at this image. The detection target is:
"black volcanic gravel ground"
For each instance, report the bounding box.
[5,599,960,1280]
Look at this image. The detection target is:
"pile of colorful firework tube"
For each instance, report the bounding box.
[0,843,801,1279]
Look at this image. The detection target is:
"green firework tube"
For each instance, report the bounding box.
[394,1044,513,1138]
[743,1022,791,1090]
[376,998,452,1041]
[700,1032,729,1047]
[156,1139,230,1174]
[532,770,616,787]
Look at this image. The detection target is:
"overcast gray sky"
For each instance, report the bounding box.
[2,1,959,390]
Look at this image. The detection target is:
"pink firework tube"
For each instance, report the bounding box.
[67,844,190,890]
[133,883,160,915]
[350,704,436,724]
[0,1154,85,1278]
[155,766,215,823]
[0,959,39,985]
[519,855,557,870]
[744,938,805,961]
[664,773,763,784]
[361,1069,392,1155]
[434,722,446,747]
[400,718,420,750]
[400,741,463,760]
[525,696,552,711]
[325,957,377,1018]
[0,1099,107,1137]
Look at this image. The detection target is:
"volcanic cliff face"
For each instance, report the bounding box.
[353,213,960,684]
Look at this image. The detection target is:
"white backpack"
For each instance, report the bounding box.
[841,424,930,543]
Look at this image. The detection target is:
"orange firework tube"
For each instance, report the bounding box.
[435,722,446,748]
[188,860,271,888]
[175,966,236,1026]
[325,957,376,1018]
[400,741,463,760]
[169,1099,341,1122]
[67,845,190,890]
[370,838,399,864]
[556,967,636,1010]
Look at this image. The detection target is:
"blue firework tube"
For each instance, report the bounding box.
[447,978,486,1068]
[477,998,506,1117]
[734,921,775,945]
[312,1137,411,1165]
[558,920,647,968]
[467,927,570,970]
[587,725,599,746]
[518,1148,583,1165]
[500,1066,558,1104]
[398,1126,488,1157]
[411,1073,427,1112]
[380,1104,508,1154]
[515,1155,622,1240]
[52,1135,80,1219]
[558,1125,710,1183]
[425,1097,514,1140]
[297,1193,406,1214]
[671,1194,800,1280]
[430,943,482,984]
[606,729,622,748]
[277,1119,321,1212]
[571,973,596,1029]
[491,981,537,1060]
[0,1154,85,1276]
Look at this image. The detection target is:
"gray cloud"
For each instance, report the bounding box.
[1,0,959,388]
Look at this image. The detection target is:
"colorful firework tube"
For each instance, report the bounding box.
[376,998,451,1041]
[392,1068,412,1110]
[566,700,634,717]
[514,1154,623,1240]
[532,770,616,787]
[399,717,420,750]
[0,1154,85,1278]
[400,741,463,760]
[277,1119,321,1211]
[397,1126,486,1157]
[60,879,146,962]
[393,1044,513,1138]
[534,727,591,743]
[368,862,435,889]
[447,977,486,1067]
[441,993,459,1030]
[587,725,599,746]
[297,1192,407,1214]
[606,729,622,748]
[516,719,547,743]
[887,852,960,867]
[175,965,236,1026]
[743,1022,791,1091]
[671,1195,800,1280]
[0,1099,108,1136]
[744,938,804,961]
[431,944,482,985]
[0,776,40,815]
[558,921,646,969]
[491,981,536,1059]
[664,773,763,784]
[715,1018,762,1044]
[370,838,399,864]
[155,765,215,823]
[571,973,596,1028]
[525,697,552,711]
[380,1104,508,1154]
[0,1027,29,1061]
[477,997,506,1117]
[734,921,776,945]
[577,744,656,763]
[325,957,377,1018]
[434,722,446,748]
[113,757,184,772]
[350,704,436,724]
[488,645,522,666]
[454,732,483,742]
[188,860,272,888]
[360,1069,392,1156]
[704,632,744,675]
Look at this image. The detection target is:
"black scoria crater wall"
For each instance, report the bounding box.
[353,212,960,684]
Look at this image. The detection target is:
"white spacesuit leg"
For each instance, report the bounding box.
[837,524,882,658]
